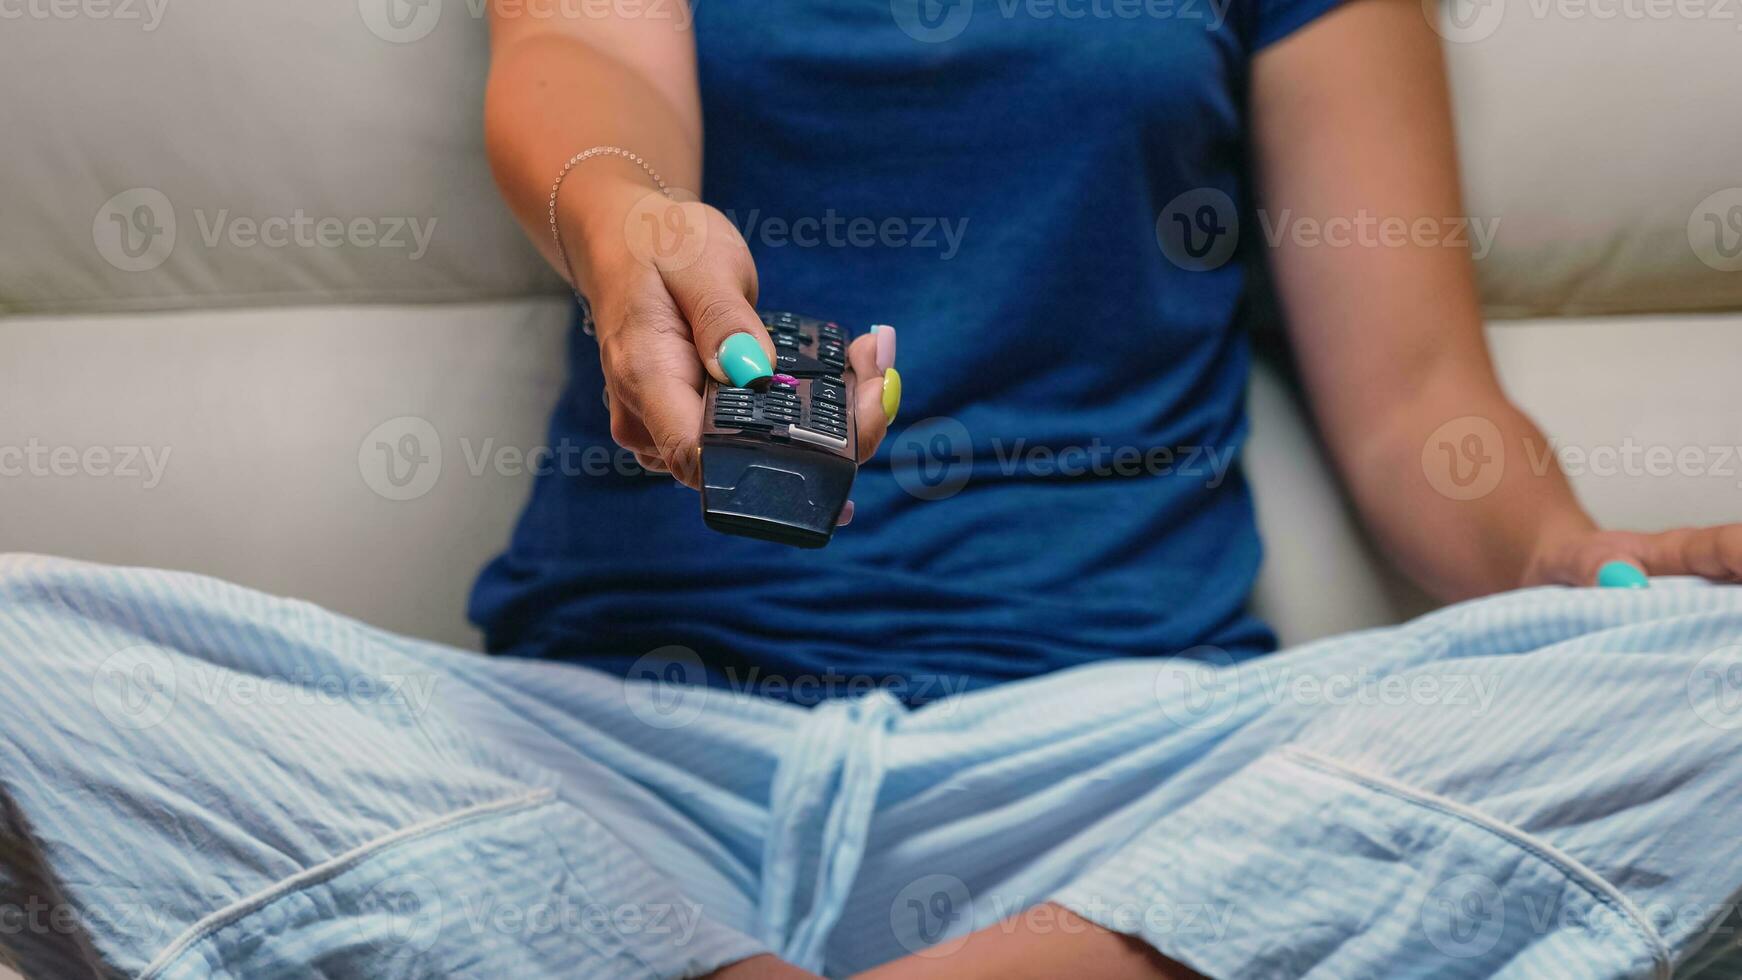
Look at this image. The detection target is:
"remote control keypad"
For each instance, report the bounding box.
[710,382,851,451]
[709,315,853,455]
[763,313,847,377]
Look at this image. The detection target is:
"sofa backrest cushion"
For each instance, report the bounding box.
[2,1,1740,317]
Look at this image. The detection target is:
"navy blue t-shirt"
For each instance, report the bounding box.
[470,0,1341,704]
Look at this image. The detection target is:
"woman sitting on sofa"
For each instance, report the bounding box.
[2,0,1741,977]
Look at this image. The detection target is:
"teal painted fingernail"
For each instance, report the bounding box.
[717,332,772,387]
[1597,560,1649,589]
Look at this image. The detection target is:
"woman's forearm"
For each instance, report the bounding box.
[482,5,835,489]
[483,14,702,295]
[1251,0,1598,601]
[1337,366,1597,601]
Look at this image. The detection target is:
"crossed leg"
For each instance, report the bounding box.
[817,582,1742,978]
[5,554,1741,979]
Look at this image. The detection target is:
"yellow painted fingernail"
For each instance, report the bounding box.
[881,367,901,423]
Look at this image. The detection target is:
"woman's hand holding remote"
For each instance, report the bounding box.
[483,12,893,492]
[574,188,895,490]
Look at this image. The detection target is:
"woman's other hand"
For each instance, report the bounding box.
[1525,525,1742,589]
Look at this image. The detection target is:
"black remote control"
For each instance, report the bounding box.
[700,312,857,548]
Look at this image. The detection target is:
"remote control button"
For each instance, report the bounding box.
[790,425,848,451]
[715,414,770,431]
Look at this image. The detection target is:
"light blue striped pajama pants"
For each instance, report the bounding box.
[2,554,1740,979]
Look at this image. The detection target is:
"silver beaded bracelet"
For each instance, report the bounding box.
[546,145,673,299]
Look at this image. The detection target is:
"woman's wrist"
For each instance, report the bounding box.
[553,159,674,298]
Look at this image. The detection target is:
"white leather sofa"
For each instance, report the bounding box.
[2,1,1740,656]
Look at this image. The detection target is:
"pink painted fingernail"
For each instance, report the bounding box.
[772,373,799,386]
[870,324,897,373]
